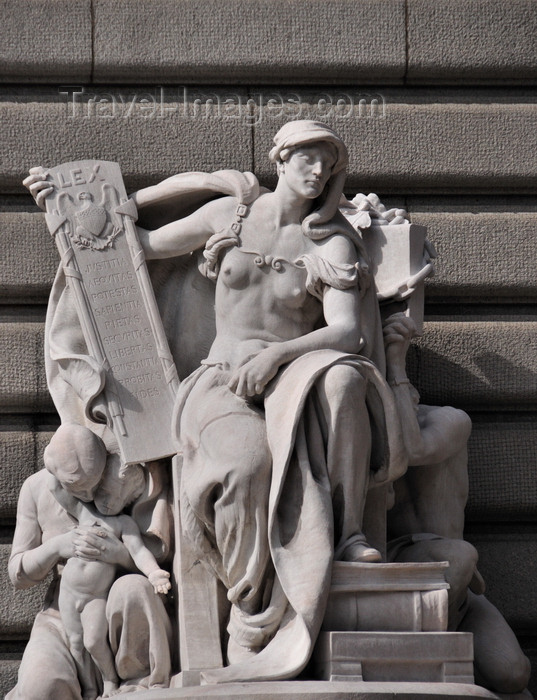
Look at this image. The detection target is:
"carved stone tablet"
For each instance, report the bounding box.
[43,160,179,464]
[362,223,431,333]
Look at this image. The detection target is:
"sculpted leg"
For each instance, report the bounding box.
[458,590,531,693]
[58,585,100,700]
[182,409,272,602]
[182,409,276,660]
[81,598,119,697]
[179,369,285,659]
[315,365,378,561]
[107,574,172,691]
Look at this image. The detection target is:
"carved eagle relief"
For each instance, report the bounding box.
[51,183,123,251]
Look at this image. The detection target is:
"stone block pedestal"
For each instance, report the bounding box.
[313,631,474,684]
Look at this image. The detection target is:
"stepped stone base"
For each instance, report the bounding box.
[128,679,500,699]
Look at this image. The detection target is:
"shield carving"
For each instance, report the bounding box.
[76,203,107,237]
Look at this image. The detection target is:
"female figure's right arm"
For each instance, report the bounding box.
[23,166,229,261]
[136,197,232,260]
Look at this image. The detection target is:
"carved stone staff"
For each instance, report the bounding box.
[43,160,179,464]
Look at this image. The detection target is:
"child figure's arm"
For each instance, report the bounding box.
[119,515,170,594]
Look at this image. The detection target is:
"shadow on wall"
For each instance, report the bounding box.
[406,344,537,411]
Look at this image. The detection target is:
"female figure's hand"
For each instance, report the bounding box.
[228,346,282,397]
[23,167,54,210]
[73,524,132,568]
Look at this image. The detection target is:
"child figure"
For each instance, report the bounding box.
[46,448,171,700]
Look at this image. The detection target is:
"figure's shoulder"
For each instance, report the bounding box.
[199,181,269,232]
[311,231,358,264]
[22,469,49,492]
[210,169,260,203]
[17,470,49,508]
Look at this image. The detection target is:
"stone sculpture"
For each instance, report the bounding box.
[383,313,531,693]
[13,120,530,698]
[47,437,171,699]
[7,424,172,700]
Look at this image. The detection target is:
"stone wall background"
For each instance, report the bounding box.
[1,0,536,695]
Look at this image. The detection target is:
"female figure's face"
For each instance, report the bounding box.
[56,472,100,503]
[281,143,337,200]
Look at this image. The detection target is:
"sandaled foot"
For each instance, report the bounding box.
[340,537,382,563]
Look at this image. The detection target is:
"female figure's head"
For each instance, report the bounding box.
[269,120,349,238]
[44,423,107,502]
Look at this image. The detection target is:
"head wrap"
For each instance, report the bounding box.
[269,120,349,174]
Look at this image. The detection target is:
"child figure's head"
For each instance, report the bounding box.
[94,454,146,516]
[44,423,107,501]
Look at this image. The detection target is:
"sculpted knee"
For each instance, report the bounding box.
[441,539,478,589]
[454,538,478,569]
[83,628,106,658]
[478,648,531,694]
[229,445,272,489]
[465,591,532,693]
[320,365,367,407]
[453,407,472,441]
[67,632,85,657]
[16,676,65,700]
[110,573,151,598]
[107,573,156,615]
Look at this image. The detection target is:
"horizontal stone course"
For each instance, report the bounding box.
[0,431,53,519]
[0,0,91,83]
[466,422,537,522]
[0,324,50,413]
[0,213,58,301]
[0,88,252,193]
[2,89,537,194]
[252,95,537,193]
[4,1,536,85]
[4,206,537,302]
[407,321,537,410]
[407,0,537,84]
[93,0,406,84]
[2,424,537,522]
[1,320,536,414]
[3,421,537,523]
[407,210,537,299]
